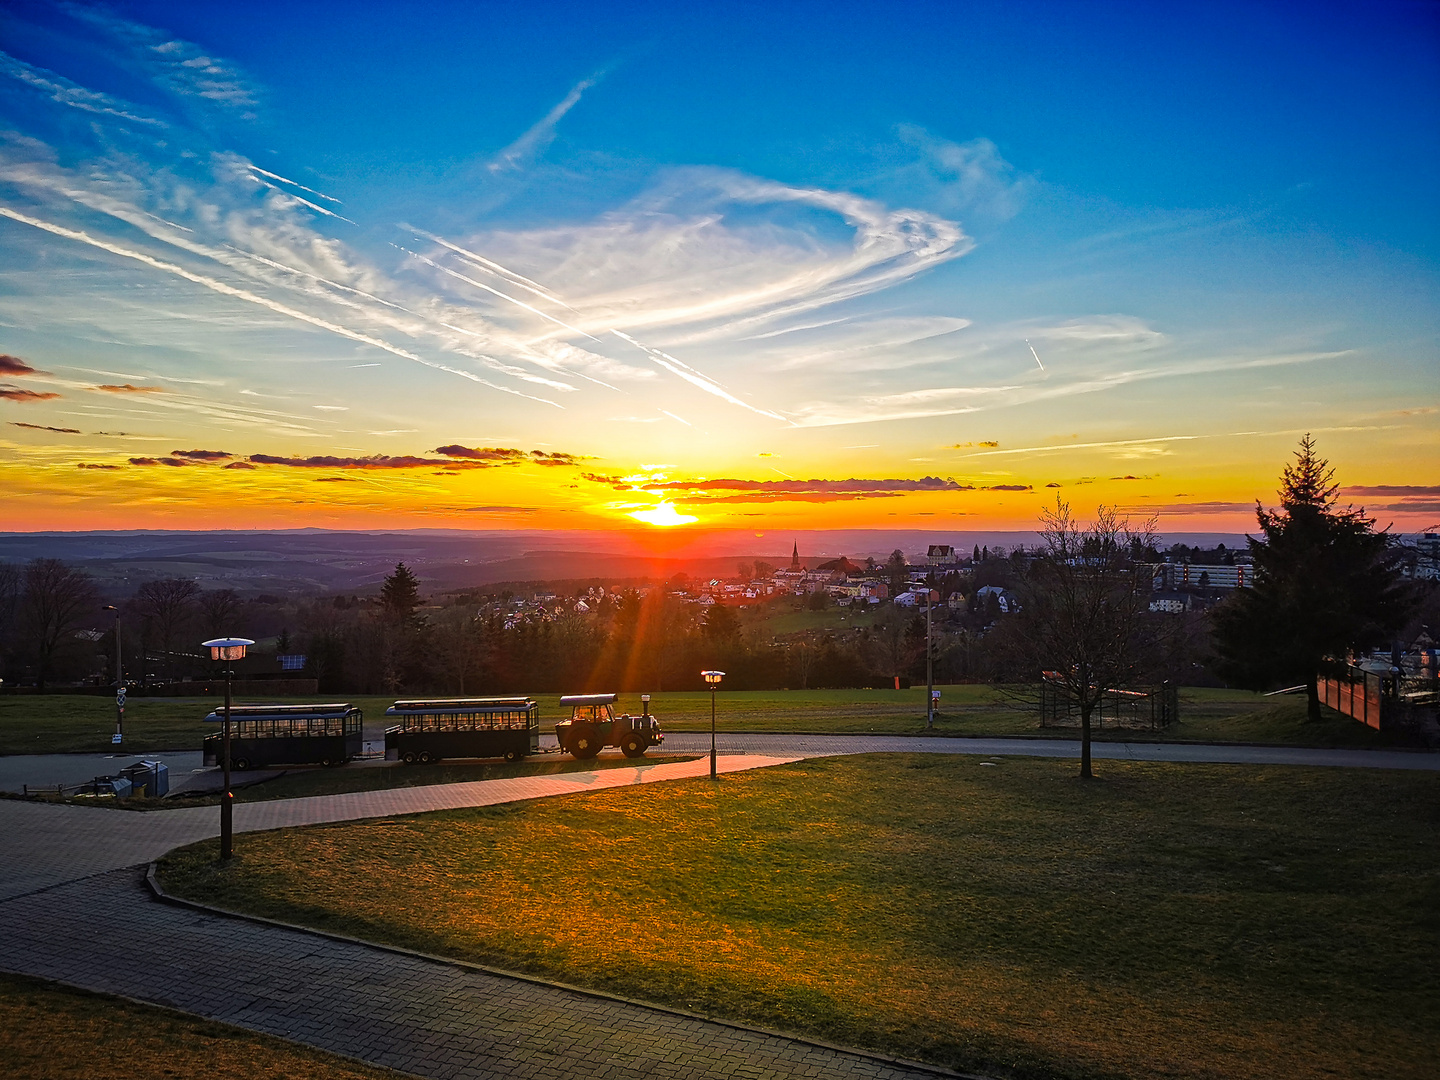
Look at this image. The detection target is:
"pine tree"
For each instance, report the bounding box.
[1212,435,1413,721]
[379,562,423,630]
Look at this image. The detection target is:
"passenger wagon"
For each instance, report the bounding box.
[384,696,540,764]
[202,702,363,770]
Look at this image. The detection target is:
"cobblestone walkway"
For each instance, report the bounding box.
[6,867,946,1080]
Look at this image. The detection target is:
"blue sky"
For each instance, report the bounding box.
[0,0,1435,531]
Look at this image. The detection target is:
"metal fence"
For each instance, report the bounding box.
[1039,677,1179,730]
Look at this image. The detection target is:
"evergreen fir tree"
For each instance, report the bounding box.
[379,562,423,630]
[1212,435,1413,721]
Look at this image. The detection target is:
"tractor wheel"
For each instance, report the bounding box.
[233,757,252,772]
[569,725,600,759]
[621,734,646,759]
[402,750,417,765]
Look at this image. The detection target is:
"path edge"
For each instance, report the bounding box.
[146,862,989,1080]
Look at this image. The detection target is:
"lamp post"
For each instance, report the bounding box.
[103,605,122,742]
[925,589,938,730]
[701,670,724,779]
[203,637,254,861]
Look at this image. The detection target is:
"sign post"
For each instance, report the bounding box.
[113,686,125,745]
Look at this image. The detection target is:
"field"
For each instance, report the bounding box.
[0,971,404,1080]
[0,686,1398,755]
[158,754,1440,1080]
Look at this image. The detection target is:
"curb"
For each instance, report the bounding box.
[145,863,990,1080]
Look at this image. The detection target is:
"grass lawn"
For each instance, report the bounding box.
[0,970,409,1080]
[0,686,1400,756]
[159,754,1440,1080]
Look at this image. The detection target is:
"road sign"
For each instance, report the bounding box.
[111,733,123,744]
[932,690,942,700]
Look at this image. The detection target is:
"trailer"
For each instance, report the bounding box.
[555,693,664,759]
[203,703,363,770]
[385,697,540,764]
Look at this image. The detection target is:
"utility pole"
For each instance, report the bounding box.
[103,605,122,743]
[926,589,936,729]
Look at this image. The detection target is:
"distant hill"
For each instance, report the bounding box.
[0,528,1251,596]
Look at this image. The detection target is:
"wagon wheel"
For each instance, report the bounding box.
[569,725,600,759]
[232,756,252,772]
[620,734,646,759]
[418,751,432,764]
[402,750,417,765]
[503,748,522,762]
[320,756,333,767]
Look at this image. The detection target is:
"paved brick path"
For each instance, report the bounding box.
[7,867,945,1080]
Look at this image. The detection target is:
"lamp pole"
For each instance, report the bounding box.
[926,589,936,730]
[204,638,253,861]
[701,670,724,779]
[103,605,122,742]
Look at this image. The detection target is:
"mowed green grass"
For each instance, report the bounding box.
[159,755,1440,1080]
[0,971,407,1080]
[0,685,1396,755]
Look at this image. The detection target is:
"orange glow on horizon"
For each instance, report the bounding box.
[628,503,700,527]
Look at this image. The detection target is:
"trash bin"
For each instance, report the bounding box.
[120,760,168,798]
[82,775,132,798]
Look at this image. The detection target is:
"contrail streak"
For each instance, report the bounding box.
[409,228,579,311]
[0,205,561,408]
[398,245,600,341]
[611,329,789,422]
[247,165,343,203]
[247,175,355,224]
[1026,339,1045,371]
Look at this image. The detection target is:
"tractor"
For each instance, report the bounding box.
[555,693,664,759]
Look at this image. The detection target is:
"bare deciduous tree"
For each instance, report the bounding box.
[199,588,243,637]
[133,577,200,681]
[20,558,98,689]
[1009,499,1161,779]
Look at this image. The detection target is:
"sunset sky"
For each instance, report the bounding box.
[1,0,1436,537]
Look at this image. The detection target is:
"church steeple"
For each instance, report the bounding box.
[791,541,801,571]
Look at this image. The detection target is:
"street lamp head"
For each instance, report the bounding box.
[203,637,254,661]
[702,669,725,687]
[102,604,117,611]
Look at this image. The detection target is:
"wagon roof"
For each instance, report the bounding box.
[203,702,356,722]
[387,696,536,714]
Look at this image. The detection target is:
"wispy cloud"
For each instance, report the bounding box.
[1341,485,1440,496]
[0,387,62,402]
[0,50,165,126]
[63,3,260,117]
[488,72,604,173]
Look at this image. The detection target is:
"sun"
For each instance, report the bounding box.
[628,503,699,527]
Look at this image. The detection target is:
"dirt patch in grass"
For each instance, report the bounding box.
[0,970,409,1079]
[159,754,1440,1080]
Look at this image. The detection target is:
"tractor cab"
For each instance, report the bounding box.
[555,693,664,760]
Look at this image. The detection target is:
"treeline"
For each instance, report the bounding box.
[0,558,298,690]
